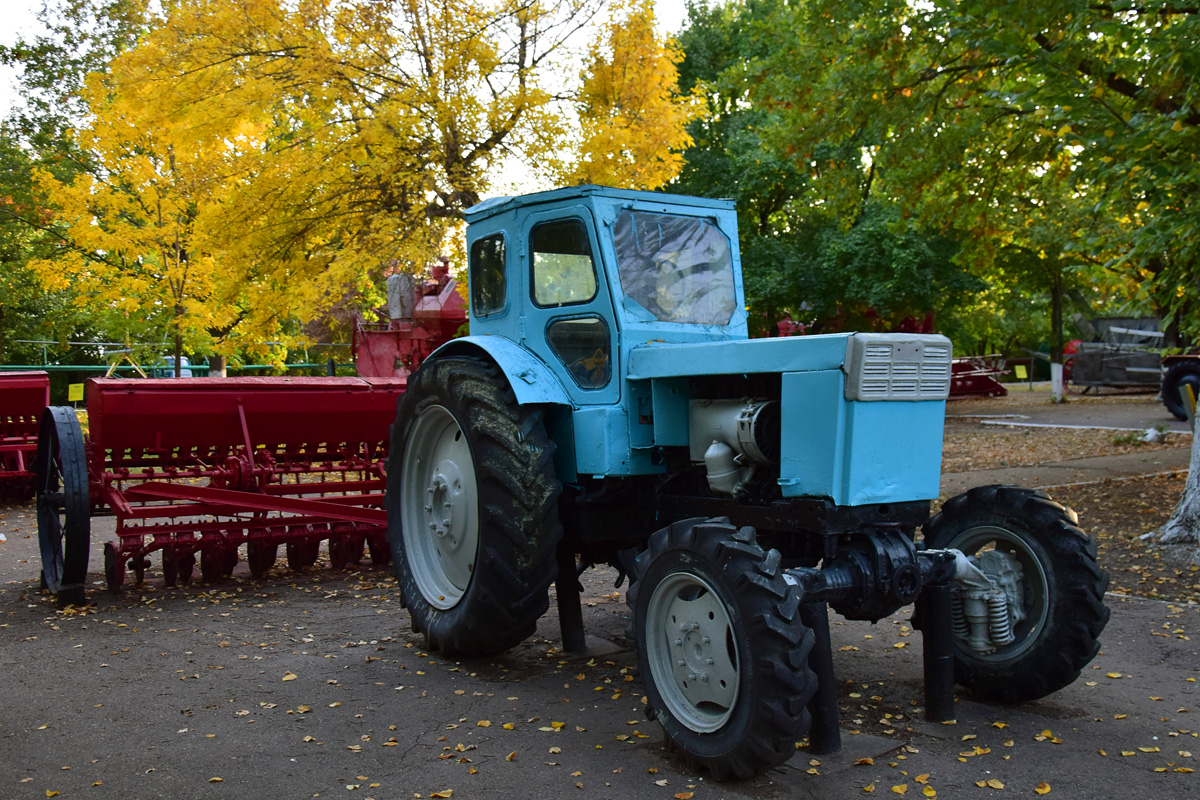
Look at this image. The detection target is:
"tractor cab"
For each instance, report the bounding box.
[463,186,748,409]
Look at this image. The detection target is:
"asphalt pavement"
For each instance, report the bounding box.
[2,392,1198,799]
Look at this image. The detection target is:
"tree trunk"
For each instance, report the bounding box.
[174,302,185,378]
[209,354,227,377]
[1154,421,1200,545]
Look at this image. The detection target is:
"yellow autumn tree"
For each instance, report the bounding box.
[29,50,257,372]
[562,0,702,189]
[31,0,703,363]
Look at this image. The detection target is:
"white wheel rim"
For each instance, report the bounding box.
[645,571,740,733]
[401,405,479,610]
[950,524,1050,661]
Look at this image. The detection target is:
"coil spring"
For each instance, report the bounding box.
[986,590,1015,646]
[950,587,970,639]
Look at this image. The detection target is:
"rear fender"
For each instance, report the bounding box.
[426,336,573,408]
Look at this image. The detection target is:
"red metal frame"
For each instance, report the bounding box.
[87,376,406,578]
[950,356,1008,398]
[354,261,467,380]
[1,371,50,498]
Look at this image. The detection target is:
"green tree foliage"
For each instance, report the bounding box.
[0,1,142,366]
[758,0,1200,342]
[672,0,980,339]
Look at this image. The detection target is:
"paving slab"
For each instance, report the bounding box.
[941,447,1193,498]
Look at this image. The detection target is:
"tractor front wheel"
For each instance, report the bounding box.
[629,518,816,780]
[922,485,1109,703]
[387,357,562,657]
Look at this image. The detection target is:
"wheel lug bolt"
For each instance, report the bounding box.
[704,657,714,665]
[674,638,683,646]
[687,673,696,681]
[677,659,685,667]
[702,636,710,644]
[424,504,433,512]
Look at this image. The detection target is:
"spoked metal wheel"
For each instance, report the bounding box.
[644,572,740,733]
[400,405,480,609]
[36,407,91,608]
[923,485,1109,702]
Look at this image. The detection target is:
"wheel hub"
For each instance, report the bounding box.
[401,404,479,610]
[424,460,466,550]
[647,572,740,733]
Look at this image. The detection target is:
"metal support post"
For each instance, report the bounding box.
[918,582,956,722]
[799,601,841,754]
[555,544,586,653]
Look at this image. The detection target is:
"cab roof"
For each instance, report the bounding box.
[463,185,736,224]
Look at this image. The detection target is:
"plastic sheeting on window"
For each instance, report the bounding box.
[612,210,736,325]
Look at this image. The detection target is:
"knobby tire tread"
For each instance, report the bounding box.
[923,484,1109,703]
[629,518,816,780]
[388,357,562,657]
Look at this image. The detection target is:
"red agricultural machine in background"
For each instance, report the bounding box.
[36,267,467,607]
[1,371,50,501]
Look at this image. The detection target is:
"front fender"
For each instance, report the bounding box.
[427,335,573,407]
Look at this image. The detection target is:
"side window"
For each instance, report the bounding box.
[470,233,506,316]
[531,219,598,307]
[546,316,611,389]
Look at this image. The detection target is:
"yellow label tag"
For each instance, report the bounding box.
[1013,364,1028,380]
[68,383,85,402]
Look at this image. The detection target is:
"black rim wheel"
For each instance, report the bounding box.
[922,485,1110,703]
[387,356,562,656]
[1162,362,1200,420]
[629,518,816,780]
[36,407,90,608]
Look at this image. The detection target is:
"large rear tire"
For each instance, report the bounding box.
[386,357,562,656]
[629,518,816,780]
[922,485,1109,703]
[36,407,91,608]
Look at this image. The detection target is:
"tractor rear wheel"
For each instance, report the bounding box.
[922,485,1109,703]
[387,357,562,656]
[629,518,816,780]
[36,407,91,608]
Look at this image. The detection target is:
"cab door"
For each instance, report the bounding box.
[519,208,620,406]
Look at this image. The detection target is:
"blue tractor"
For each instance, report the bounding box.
[385,186,1109,778]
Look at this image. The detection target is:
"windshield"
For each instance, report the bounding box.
[612,210,736,325]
